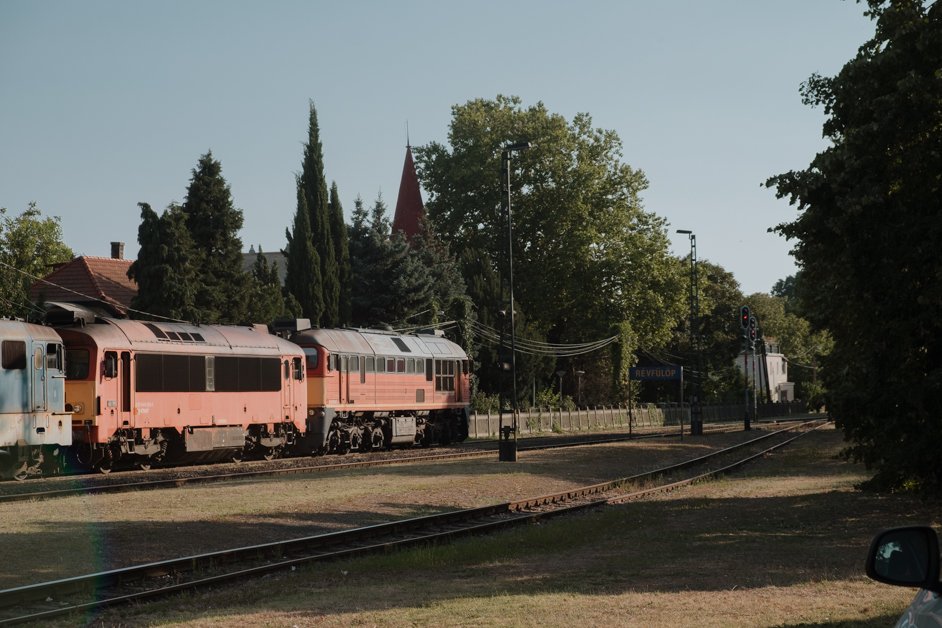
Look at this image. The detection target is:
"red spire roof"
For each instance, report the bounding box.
[392,145,425,240]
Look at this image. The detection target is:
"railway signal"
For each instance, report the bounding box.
[749,316,757,342]
[740,305,750,330]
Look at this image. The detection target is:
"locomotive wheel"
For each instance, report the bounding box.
[12,462,29,482]
[97,449,114,474]
[371,427,386,451]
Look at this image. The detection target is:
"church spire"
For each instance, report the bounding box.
[392,141,425,240]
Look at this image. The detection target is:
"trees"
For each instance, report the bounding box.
[414,95,682,401]
[132,152,263,325]
[283,102,348,328]
[245,246,293,324]
[0,203,73,320]
[767,1,942,492]
[127,202,199,322]
[302,102,339,327]
[181,151,250,324]
[348,195,431,327]
[330,182,351,326]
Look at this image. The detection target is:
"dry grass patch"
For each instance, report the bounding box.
[30,427,940,627]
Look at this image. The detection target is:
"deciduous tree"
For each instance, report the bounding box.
[415,96,683,400]
[767,1,942,493]
[0,203,72,320]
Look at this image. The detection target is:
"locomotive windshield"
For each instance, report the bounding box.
[303,348,318,369]
[65,348,89,380]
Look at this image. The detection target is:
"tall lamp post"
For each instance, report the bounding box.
[676,229,704,436]
[499,141,531,462]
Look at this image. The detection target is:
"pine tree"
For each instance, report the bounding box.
[329,181,351,326]
[349,195,431,327]
[181,151,250,324]
[284,181,324,323]
[128,202,199,321]
[244,246,289,324]
[300,101,339,326]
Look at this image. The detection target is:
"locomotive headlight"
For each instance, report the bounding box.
[69,402,84,414]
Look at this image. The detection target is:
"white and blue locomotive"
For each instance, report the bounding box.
[0,320,71,480]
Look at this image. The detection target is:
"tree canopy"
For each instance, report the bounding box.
[767,1,942,493]
[127,202,199,322]
[181,151,251,324]
[0,203,73,320]
[414,95,683,400]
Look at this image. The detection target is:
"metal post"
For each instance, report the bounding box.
[676,229,703,435]
[498,141,531,462]
[752,338,758,424]
[744,345,751,430]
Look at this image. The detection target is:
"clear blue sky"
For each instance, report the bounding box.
[0,0,874,295]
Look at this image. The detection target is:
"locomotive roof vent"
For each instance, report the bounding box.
[392,337,412,352]
[143,322,206,343]
[271,318,312,334]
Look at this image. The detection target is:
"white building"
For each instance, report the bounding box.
[736,337,795,402]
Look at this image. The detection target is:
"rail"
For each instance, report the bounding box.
[0,419,826,624]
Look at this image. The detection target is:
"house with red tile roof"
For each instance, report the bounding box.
[29,242,136,317]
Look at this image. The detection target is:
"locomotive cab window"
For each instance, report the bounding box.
[435,359,456,392]
[1,340,26,370]
[65,349,90,380]
[46,343,63,371]
[104,351,118,378]
[292,357,304,380]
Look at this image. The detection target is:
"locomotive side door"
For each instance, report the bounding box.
[31,344,46,412]
[118,351,133,428]
[102,350,133,429]
[339,355,349,405]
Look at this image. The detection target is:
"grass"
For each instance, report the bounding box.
[25,428,942,626]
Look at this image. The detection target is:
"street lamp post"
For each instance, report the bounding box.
[498,141,531,462]
[676,229,704,436]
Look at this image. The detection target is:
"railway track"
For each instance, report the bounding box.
[0,419,826,625]
[0,421,747,503]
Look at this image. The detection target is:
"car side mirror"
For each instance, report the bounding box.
[866,526,942,593]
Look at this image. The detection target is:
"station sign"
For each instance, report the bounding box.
[629,365,682,382]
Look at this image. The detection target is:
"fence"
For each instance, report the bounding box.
[467,401,811,439]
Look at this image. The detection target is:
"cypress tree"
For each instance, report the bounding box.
[181,151,250,324]
[329,181,351,326]
[284,181,324,323]
[299,101,339,326]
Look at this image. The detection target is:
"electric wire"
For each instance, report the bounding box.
[0,259,189,323]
